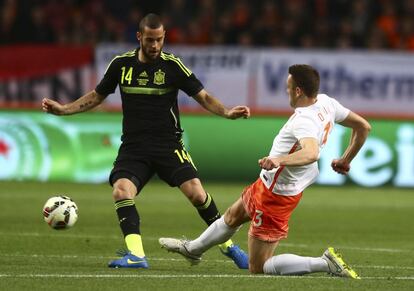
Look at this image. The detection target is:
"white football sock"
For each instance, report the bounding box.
[187,216,239,254]
[263,254,329,275]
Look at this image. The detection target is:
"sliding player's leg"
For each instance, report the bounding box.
[159,196,250,266]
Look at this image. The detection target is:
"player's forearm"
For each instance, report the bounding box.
[62,90,105,115]
[194,91,228,118]
[261,149,317,170]
[204,96,228,117]
[278,148,319,166]
[278,138,320,166]
[338,112,371,163]
[341,127,370,163]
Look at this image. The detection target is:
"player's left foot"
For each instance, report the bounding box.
[322,247,360,279]
[220,244,249,269]
[108,250,149,269]
[159,237,202,265]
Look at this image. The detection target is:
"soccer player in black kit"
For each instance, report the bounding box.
[42,13,250,269]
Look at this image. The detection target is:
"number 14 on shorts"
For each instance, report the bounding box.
[174,149,197,169]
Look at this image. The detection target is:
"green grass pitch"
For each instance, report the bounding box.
[0,181,413,290]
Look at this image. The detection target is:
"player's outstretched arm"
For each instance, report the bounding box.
[259,138,319,170]
[42,90,106,115]
[332,111,371,175]
[193,89,250,119]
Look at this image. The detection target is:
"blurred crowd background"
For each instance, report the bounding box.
[1,0,414,50]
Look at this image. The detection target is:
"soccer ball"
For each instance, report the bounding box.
[43,196,78,230]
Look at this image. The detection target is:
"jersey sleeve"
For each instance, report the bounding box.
[172,57,204,96]
[179,73,204,96]
[292,115,320,141]
[331,98,350,122]
[95,57,119,96]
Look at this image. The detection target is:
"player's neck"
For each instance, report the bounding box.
[295,96,317,108]
[138,49,149,63]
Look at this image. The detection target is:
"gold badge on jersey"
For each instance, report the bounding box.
[153,69,165,85]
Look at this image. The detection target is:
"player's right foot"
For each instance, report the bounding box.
[322,247,360,279]
[108,250,149,269]
[220,244,249,269]
[159,237,202,265]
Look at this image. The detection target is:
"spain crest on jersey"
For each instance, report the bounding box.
[154,69,165,85]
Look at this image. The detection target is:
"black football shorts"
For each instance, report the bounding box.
[109,140,198,193]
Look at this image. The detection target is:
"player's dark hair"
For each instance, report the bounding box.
[288,64,320,98]
[139,13,163,33]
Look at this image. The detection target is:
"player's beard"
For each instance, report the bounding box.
[141,41,162,62]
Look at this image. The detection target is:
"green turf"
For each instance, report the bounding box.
[0,181,413,290]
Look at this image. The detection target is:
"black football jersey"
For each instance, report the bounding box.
[95,48,203,142]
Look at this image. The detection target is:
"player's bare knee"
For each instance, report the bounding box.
[180,178,206,205]
[112,182,133,200]
[223,208,238,227]
[112,187,128,200]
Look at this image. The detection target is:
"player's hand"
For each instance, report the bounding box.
[226,106,251,119]
[331,159,350,175]
[42,98,66,115]
[258,156,280,170]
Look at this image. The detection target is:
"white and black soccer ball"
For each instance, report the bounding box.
[43,196,78,230]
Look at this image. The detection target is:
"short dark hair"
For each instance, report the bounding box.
[139,13,163,33]
[288,64,320,98]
